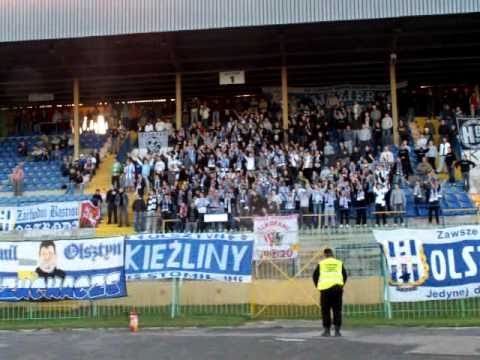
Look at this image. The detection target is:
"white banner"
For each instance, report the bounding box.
[375,226,480,302]
[253,215,299,260]
[0,237,126,301]
[0,202,81,232]
[457,117,480,150]
[138,130,169,153]
[263,82,408,106]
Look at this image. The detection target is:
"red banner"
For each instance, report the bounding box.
[80,201,100,227]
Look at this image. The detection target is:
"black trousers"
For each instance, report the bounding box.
[428,202,440,224]
[108,206,118,224]
[356,208,367,225]
[320,285,343,329]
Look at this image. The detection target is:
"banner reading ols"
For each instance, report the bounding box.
[375,226,480,302]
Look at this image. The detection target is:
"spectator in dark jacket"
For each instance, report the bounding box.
[106,187,118,224]
[132,195,146,233]
[445,148,456,183]
[116,188,129,227]
[455,156,476,192]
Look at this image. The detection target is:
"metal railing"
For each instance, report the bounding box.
[139,207,480,235]
[1,218,480,324]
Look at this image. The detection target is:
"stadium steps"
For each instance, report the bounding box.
[86,153,136,236]
[95,223,135,237]
[471,194,480,208]
[85,153,116,194]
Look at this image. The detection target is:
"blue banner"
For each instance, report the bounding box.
[0,237,126,301]
[126,233,254,282]
[375,226,480,302]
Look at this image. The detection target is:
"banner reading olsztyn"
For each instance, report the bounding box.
[0,237,126,301]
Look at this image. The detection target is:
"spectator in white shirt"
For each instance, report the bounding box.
[381,113,393,146]
[373,182,389,226]
[144,121,154,132]
[437,138,451,173]
[155,118,166,132]
[380,146,395,166]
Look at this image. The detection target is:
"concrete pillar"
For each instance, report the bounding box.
[73,78,80,160]
[281,66,289,131]
[175,72,182,130]
[389,58,400,146]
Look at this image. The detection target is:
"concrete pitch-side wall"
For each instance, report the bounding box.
[0,0,479,43]
[99,277,383,307]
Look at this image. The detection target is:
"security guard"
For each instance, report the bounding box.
[312,248,347,337]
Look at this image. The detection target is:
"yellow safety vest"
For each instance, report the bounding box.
[317,258,344,291]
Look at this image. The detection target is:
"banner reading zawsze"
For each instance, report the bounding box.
[254,215,299,260]
[375,226,480,302]
[0,237,126,301]
[126,233,254,283]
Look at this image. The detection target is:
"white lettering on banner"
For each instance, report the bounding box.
[205,245,228,271]
[150,244,166,270]
[126,242,250,273]
[197,243,206,268]
[167,241,181,268]
[125,244,141,271]
[447,249,462,280]
[463,247,477,277]
[182,244,195,270]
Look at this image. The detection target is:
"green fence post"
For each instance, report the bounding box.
[28,303,33,320]
[171,278,177,319]
[90,301,98,318]
[380,249,392,320]
[176,278,182,317]
[460,299,466,318]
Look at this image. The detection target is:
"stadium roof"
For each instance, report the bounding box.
[0,0,479,43]
[0,6,480,106]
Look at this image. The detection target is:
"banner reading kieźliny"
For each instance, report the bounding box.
[126,233,254,283]
[375,226,480,302]
[0,237,126,301]
[253,215,299,260]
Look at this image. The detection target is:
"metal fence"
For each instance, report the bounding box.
[1,221,480,324]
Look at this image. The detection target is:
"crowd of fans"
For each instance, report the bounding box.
[98,91,478,233]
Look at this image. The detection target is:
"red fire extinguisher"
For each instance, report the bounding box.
[129,310,139,332]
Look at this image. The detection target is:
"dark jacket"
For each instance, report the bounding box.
[455,160,476,173]
[115,192,129,208]
[106,190,117,207]
[312,259,348,289]
[132,198,146,212]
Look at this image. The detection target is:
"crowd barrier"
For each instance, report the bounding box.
[0,221,480,324]
[154,207,479,235]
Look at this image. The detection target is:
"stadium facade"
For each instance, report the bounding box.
[1,0,480,42]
